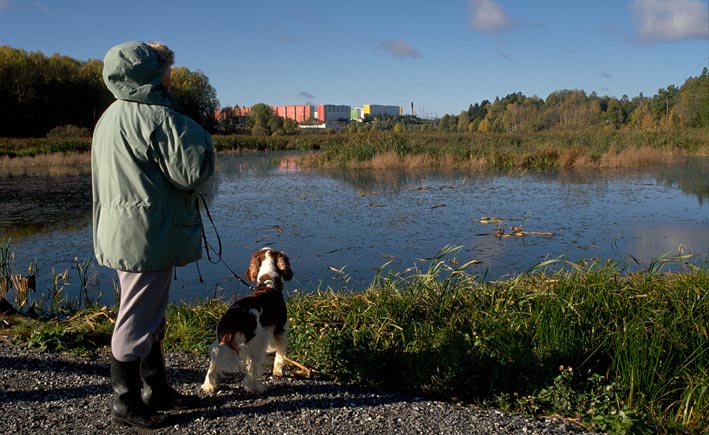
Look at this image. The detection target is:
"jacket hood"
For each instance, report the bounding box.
[102,41,173,107]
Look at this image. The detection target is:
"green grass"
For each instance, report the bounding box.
[212,134,329,152]
[0,134,322,158]
[1,247,708,434]
[284,250,709,434]
[0,137,92,157]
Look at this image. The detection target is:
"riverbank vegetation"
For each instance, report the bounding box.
[1,128,707,176]
[3,44,708,176]
[1,240,707,435]
[299,128,709,170]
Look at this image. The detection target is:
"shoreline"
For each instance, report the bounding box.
[2,128,708,176]
[0,146,705,178]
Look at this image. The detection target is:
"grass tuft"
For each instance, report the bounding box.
[1,245,707,434]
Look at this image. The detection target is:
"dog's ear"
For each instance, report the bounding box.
[245,250,262,282]
[276,251,293,281]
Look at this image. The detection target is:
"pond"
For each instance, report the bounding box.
[1,152,708,304]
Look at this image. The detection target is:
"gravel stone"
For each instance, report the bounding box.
[0,337,605,434]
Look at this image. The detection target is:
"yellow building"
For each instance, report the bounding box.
[362,104,402,118]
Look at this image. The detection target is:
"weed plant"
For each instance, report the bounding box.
[0,239,12,296]
[3,129,706,174]
[286,248,709,434]
[163,298,227,353]
[300,129,709,171]
[0,239,100,318]
[0,137,91,157]
[2,241,708,434]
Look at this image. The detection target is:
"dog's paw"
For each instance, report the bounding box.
[243,381,265,394]
[200,381,218,395]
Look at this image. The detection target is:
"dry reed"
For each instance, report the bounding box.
[0,153,91,177]
[596,146,681,168]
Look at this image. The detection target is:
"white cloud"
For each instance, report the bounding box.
[33,0,50,13]
[377,39,421,59]
[630,0,709,41]
[0,0,51,13]
[469,0,510,34]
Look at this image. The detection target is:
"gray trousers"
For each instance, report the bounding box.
[112,268,172,362]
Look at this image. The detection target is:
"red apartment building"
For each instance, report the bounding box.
[218,103,361,124]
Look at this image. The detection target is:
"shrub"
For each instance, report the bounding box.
[46,125,92,138]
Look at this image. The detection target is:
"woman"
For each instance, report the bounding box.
[92,40,215,428]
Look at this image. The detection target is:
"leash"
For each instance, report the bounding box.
[198,194,256,291]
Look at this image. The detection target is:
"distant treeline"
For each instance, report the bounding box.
[1,45,707,139]
[365,69,708,134]
[446,70,709,133]
[0,45,219,137]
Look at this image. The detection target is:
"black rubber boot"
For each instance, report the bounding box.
[141,341,201,411]
[111,357,172,428]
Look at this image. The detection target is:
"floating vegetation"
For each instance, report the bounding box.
[476,216,553,238]
[493,226,554,238]
[478,216,505,225]
[357,191,382,197]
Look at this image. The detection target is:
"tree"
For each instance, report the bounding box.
[467,100,489,123]
[282,118,299,135]
[503,103,531,132]
[248,103,275,135]
[217,106,240,134]
[652,85,679,127]
[0,46,111,137]
[267,116,284,134]
[170,67,219,132]
[457,111,470,132]
[484,97,507,132]
[674,69,709,127]
[477,117,491,132]
[79,59,114,125]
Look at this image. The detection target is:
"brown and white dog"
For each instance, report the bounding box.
[201,247,293,394]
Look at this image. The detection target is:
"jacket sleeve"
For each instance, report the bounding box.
[150,109,216,191]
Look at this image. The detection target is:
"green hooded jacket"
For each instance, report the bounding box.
[92,41,215,271]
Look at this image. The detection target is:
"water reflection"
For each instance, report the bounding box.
[1,153,707,304]
[655,158,709,205]
[0,175,92,238]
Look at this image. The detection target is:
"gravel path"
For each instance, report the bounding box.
[0,336,604,435]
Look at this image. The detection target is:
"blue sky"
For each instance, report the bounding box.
[1,0,708,117]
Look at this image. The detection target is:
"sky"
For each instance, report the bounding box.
[1,0,708,117]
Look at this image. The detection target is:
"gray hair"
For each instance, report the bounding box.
[147,41,174,71]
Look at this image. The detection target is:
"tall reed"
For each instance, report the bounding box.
[287,251,709,434]
[299,129,709,170]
